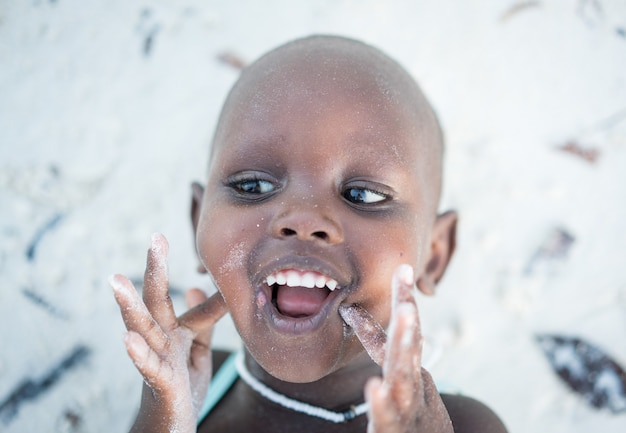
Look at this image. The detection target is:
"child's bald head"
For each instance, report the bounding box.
[194,37,458,378]
[211,35,444,211]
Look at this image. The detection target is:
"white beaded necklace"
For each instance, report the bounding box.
[235,352,369,423]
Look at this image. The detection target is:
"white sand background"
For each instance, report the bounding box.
[1,0,625,432]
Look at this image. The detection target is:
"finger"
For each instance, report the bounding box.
[392,264,416,306]
[391,264,423,373]
[123,330,173,392]
[179,291,228,344]
[365,377,396,433]
[383,265,424,410]
[339,304,387,366]
[110,273,169,352]
[186,288,208,309]
[184,288,215,373]
[384,302,423,411]
[142,233,178,331]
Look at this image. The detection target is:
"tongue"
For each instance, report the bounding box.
[275,286,329,317]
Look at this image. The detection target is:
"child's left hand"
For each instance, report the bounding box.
[339,265,453,433]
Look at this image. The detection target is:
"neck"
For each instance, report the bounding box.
[243,349,381,410]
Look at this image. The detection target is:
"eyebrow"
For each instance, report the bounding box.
[213,135,287,167]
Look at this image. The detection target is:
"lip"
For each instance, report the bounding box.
[252,255,354,335]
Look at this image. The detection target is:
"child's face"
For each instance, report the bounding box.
[194,56,443,383]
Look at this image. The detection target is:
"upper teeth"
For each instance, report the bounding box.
[266,270,339,291]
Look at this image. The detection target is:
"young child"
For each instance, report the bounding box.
[110,35,508,433]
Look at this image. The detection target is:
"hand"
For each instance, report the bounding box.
[110,233,228,433]
[339,265,453,433]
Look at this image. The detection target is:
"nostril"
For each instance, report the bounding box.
[280,228,297,237]
[312,231,329,241]
[279,227,329,241]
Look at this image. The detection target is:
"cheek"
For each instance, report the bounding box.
[348,216,423,324]
[196,206,262,335]
[353,216,422,275]
[196,205,254,288]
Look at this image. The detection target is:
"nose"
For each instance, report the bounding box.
[270,203,344,245]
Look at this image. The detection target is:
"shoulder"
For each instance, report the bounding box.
[440,393,508,433]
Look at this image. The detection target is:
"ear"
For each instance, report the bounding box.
[190,181,207,274]
[416,210,458,296]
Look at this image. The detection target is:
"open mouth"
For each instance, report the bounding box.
[266,269,339,318]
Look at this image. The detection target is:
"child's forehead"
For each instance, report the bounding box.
[232,38,418,117]
[220,39,437,141]
[236,67,413,143]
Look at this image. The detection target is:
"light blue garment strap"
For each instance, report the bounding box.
[197,352,239,425]
[435,380,462,395]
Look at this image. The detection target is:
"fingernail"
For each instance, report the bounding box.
[109,274,123,293]
[150,232,160,250]
[338,304,358,326]
[150,233,169,258]
[399,264,414,285]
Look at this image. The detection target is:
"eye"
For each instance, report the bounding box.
[235,179,275,195]
[226,172,280,202]
[342,186,390,205]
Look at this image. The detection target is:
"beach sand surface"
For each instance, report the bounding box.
[1,1,625,432]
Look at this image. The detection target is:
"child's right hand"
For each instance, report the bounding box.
[340,265,453,433]
[110,233,228,433]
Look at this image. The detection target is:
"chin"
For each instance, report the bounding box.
[243,328,368,385]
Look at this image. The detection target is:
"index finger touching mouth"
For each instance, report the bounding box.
[339,304,387,366]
